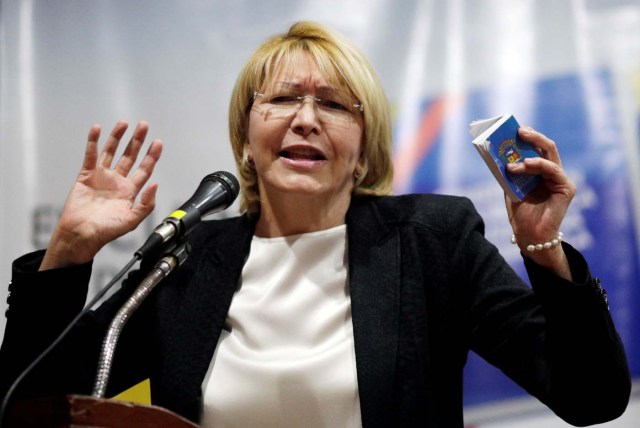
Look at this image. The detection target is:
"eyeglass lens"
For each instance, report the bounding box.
[253,90,362,128]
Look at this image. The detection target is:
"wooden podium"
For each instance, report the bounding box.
[6,394,199,428]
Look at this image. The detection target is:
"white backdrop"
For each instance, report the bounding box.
[1,0,639,426]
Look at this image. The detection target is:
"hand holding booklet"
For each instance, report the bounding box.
[469,114,541,201]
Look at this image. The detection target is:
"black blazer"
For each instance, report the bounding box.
[0,194,631,427]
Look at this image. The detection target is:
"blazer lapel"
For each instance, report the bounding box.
[154,215,255,419]
[347,197,400,427]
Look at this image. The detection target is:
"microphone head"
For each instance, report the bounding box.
[187,171,240,220]
[136,171,240,259]
[203,171,240,207]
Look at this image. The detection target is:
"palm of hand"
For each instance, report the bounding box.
[40,121,162,270]
[58,167,148,250]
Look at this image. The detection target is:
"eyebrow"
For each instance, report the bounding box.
[273,81,342,96]
[275,80,339,92]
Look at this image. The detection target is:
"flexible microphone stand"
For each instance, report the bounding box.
[92,240,191,398]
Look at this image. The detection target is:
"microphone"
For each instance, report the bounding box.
[135,171,239,258]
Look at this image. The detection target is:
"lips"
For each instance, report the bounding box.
[279,146,326,161]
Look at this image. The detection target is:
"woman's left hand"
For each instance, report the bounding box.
[505,126,576,278]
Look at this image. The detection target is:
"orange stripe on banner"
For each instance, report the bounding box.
[393,95,462,193]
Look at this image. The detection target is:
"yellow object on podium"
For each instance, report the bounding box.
[111,378,151,405]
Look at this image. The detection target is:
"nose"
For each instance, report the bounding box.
[291,96,321,134]
[297,95,320,115]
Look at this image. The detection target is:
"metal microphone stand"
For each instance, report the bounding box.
[91,240,191,398]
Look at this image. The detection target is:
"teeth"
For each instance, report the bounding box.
[281,147,325,160]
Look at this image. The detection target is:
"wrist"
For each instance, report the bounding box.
[511,231,572,281]
[511,231,564,252]
[39,229,98,271]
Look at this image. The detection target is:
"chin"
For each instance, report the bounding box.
[278,178,326,195]
[261,170,352,199]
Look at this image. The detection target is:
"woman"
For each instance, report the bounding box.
[0,21,630,427]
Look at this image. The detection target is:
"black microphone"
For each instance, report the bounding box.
[135,171,240,258]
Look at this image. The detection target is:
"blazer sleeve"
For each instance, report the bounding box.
[522,245,631,425]
[0,250,153,403]
[455,199,631,426]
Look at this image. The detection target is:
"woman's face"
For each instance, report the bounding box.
[247,54,364,207]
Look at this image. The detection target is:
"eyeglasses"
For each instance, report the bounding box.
[252,90,363,128]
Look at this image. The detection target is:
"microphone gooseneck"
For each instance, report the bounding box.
[92,242,191,398]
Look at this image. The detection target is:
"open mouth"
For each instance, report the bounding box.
[279,147,326,161]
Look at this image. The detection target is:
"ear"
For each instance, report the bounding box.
[356,148,366,174]
[353,157,365,184]
[358,134,367,166]
[243,143,254,163]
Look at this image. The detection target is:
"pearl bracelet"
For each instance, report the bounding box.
[511,231,564,252]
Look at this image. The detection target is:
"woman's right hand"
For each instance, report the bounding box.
[39,121,163,271]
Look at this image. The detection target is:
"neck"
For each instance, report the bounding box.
[255,191,351,237]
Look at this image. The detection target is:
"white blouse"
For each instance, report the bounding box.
[200,225,362,427]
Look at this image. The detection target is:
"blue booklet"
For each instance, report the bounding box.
[469,114,541,201]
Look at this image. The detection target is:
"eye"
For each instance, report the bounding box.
[320,98,350,112]
[268,94,298,105]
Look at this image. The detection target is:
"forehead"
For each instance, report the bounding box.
[262,52,350,94]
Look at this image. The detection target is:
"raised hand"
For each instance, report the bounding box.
[505,126,576,279]
[39,121,163,270]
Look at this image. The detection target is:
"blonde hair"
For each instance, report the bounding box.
[229,21,394,215]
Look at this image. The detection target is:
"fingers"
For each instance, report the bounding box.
[507,156,562,179]
[513,126,565,182]
[130,139,163,192]
[89,120,157,177]
[82,124,102,171]
[98,120,130,168]
[507,126,576,198]
[507,154,576,199]
[114,122,149,176]
[518,126,562,166]
[133,182,159,217]
[83,119,163,197]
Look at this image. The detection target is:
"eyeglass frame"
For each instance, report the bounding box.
[251,90,364,125]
